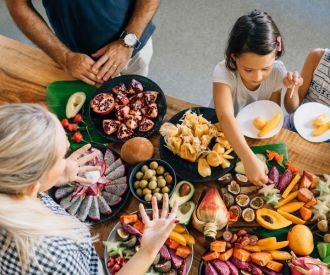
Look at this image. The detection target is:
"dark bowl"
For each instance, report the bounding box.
[129,158,177,205]
[89,74,167,143]
[159,107,236,183]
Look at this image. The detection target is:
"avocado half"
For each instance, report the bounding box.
[177,201,195,226]
[169,180,195,208]
[66,92,86,118]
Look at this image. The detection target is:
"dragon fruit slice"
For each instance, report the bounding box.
[55,184,75,200]
[76,195,93,221]
[106,164,125,181]
[97,196,112,215]
[105,158,123,175]
[67,196,83,216]
[60,194,79,210]
[111,176,127,185]
[102,191,122,206]
[98,175,111,185]
[104,149,116,167]
[104,183,128,196]
[88,196,100,221]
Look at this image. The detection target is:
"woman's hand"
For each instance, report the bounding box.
[243,154,268,186]
[58,144,101,185]
[139,193,178,255]
[283,71,303,89]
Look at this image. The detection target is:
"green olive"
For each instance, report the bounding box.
[151,176,157,182]
[162,186,170,194]
[133,181,140,189]
[154,193,163,201]
[136,188,143,197]
[143,188,152,195]
[139,180,148,189]
[149,161,159,170]
[135,171,144,180]
[148,181,157,190]
[165,174,173,184]
[164,172,170,177]
[157,178,166,188]
[144,194,152,202]
[157,176,164,181]
[156,166,165,175]
[143,169,154,180]
[154,187,160,193]
[141,165,149,173]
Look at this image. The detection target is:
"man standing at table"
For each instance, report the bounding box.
[6,0,159,86]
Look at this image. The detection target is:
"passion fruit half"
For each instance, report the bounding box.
[235,194,250,207]
[218,173,233,185]
[236,173,249,185]
[229,205,242,219]
[250,196,264,210]
[227,180,240,195]
[242,208,256,223]
[222,192,235,208]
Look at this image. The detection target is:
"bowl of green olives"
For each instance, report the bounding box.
[129,159,177,204]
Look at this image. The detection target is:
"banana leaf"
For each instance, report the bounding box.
[251,143,288,173]
[46,80,108,150]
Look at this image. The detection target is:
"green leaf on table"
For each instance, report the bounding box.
[46,80,108,150]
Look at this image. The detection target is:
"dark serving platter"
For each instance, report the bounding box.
[89,74,167,143]
[48,145,130,225]
[159,107,236,183]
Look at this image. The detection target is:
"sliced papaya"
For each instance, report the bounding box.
[259,241,289,251]
[257,237,277,247]
[270,250,292,260]
[278,202,305,213]
[243,245,261,252]
[251,252,272,266]
[274,191,298,208]
[256,208,292,230]
[277,209,306,225]
[266,260,284,272]
[218,248,233,261]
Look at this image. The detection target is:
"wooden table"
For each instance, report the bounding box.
[1,35,329,274]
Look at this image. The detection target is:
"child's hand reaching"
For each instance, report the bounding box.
[283,71,303,90]
[139,193,178,255]
[244,154,269,186]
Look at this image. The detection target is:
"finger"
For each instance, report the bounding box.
[91,46,108,59]
[78,165,101,174]
[260,175,268,185]
[80,75,96,86]
[168,199,178,220]
[92,54,110,72]
[139,203,150,224]
[68,144,91,160]
[104,63,123,81]
[152,195,159,220]
[77,150,100,166]
[84,56,96,66]
[97,59,116,80]
[74,176,96,185]
[161,193,169,219]
[293,71,300,85]
[287,71,293,81]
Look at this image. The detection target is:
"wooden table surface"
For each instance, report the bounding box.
[1,34,330,274]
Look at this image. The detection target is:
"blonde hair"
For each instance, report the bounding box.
[0,104,90,273]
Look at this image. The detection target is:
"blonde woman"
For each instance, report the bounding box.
[0,104,178,275]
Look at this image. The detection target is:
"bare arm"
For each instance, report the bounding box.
[6,0,100,85]
[92,0,160,80]
[213,83,268,185]
[284,49,324,113]
[270,89,281,105]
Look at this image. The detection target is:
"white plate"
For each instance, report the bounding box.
[236,100,284,139]
[294,102,330,142]
[104,209,193,275]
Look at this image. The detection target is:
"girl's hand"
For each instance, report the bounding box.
[283,71,303,89]
[244,154,269,186]
[139,193,178,255]
[58,144,101,185]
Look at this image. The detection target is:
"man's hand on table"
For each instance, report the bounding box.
[91,40,134,81]
[64,51,104,86]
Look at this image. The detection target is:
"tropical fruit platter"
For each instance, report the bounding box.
[46,75,330,275]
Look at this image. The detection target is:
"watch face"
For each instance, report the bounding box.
[124,33,137,47]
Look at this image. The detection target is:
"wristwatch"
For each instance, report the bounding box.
[120,31,141,49]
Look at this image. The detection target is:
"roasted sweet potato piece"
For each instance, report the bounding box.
[297,188,314,203]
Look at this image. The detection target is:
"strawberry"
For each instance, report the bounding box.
[67,123,78,132]
[73,114,83,123]
[71,131,83,143]
[61,119,70,129]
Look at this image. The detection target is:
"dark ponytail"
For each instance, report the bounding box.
[225,10,283,71]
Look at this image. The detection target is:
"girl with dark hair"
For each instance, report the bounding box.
[212,10,299,186]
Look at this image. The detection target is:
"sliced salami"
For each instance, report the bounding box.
[104,183,128,196]
[88,196,100,221]
[60,194,79,210]
[67,196,83,216]
[105,158,123,175]
[102,191,122,206]
[97,196,112,215]
[76,195,93,221]
[111,176,127,185]
[55,185,75,200]
[104,149,116,167]
[105,164,125,181]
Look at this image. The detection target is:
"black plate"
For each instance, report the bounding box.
[48,145,130,225]
[89,74,167,143]
[159,107,236,183]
